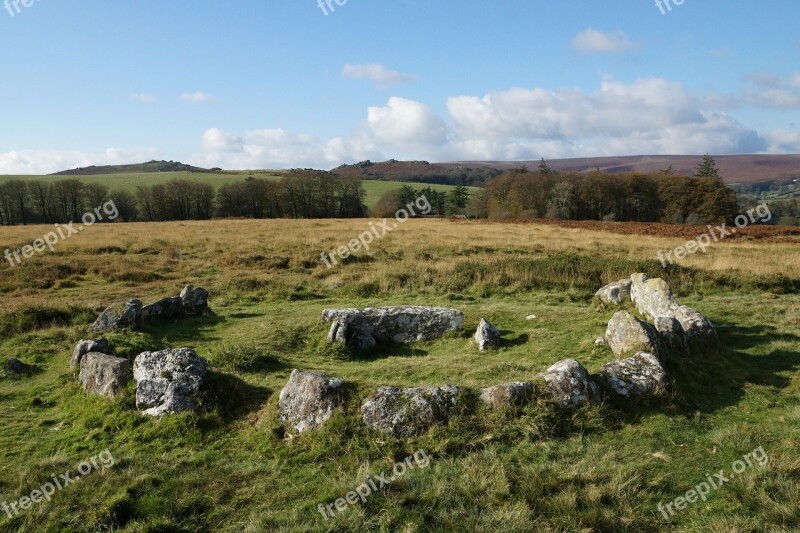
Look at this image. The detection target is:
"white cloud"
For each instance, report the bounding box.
[571,28,639,54]
[744,72,800,108]
[181,91,213,103]
[202,128,243,152]
[366,97,447,155]
[763,129,800,153]
[0,147,160,175]
[342,63,417,89]
[445,78,767,159]
[131,93,156,103]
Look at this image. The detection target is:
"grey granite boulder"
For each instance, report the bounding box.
[629,274,679,320]
[479,382,533,410]
[363,306,464,344]
[133,348,208,416]
[629,273,718,352]
[278,370,347,433]
[323,309,376,355]
[598,352,668,398]
[674,306,719,352]
[322,306,464,353]
[361,385,460,438]
[655,317,689,356]
[540,359,598,408]
[475,318,501,352]
[78,353,129,398]
[595,279,633,307]
[180,285,209,315]
[90,300,143,334]
[605,311,663,360]
[71,339,113,369]
[141,297,184,323]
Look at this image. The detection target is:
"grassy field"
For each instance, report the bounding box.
[0,173,478,210]
[0,219,798,532]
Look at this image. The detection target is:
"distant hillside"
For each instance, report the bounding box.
[52,160,210,176]
[333,159,500,186]
[335,155,800,185]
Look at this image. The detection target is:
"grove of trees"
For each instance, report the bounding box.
[480,156,742,225]
[0,171,367,225]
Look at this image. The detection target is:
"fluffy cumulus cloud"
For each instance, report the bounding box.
[193,77,800,169]
[571,29,639,54]
[445,78,768,159]
[744,72,800,108]
[342,63,417,89]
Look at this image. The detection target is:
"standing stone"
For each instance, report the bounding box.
[479,382,533,410]
[278,370,347,433]
[71,339,113,369]
[598,352,668,398]
[133,348,208,416]
[605,311,662,359]
[361,386,460,438]
[474,318,501,352]
[540,359,598,408]
[79,353,129,398]
[90,300,143,333]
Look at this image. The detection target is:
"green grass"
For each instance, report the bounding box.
[0,220,798,532]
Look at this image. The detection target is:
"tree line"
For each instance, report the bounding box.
[477,156,742,224]
[0,171,367,225]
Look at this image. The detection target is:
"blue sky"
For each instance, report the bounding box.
[0,0,798,173]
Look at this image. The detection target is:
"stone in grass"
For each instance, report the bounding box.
[474,318,501,352]
[71,339,113,369]
[5,358,32,376]
[133,348,208,417]
[540,359,599,408]
[79,353,129,399]
[180,285,209,315]
[361,386,460,438]
[278,370,347,434]
[605,311,663,360]
[479,382,533,410]
[595,279,633,307]
[89,300,143,334]
[598,352,668,399]
[141,297,184,323]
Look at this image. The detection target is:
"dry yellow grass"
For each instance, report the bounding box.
[0,218,797,318]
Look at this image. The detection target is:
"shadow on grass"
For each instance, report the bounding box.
[651,322,800,417]
[202,371,273,422]
[138,312,226,346]
[500,330,530,347]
